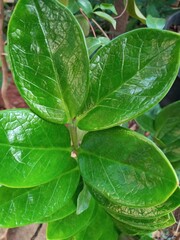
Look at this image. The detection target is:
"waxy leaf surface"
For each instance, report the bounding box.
[74,206,118,240]
[47,198,95,239]
[0,168,80,227]
[91,187,180,219]
[0,109,72,187]
[79,127,178,207]
[8,0,89,124]
[78,29,180,130]
[155,101,180,144]
[40,198,76,223]
[111,212,175,230]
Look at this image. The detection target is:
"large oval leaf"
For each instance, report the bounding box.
[0,109,73,187]
[77,29,180,130]
[90,187,180,219]
[79,127,178,207]
[110,212,175,231]
[8,0,89,124]
[47,198,95,239]
[154,101,180,144]
[0,168,80,227]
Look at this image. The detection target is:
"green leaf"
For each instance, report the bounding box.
[47,198,95,239]
[94,11,116,29]
[114,220,156,235]
[0,109,73,188]
[77,0,93,18]
[155,101,180,144]
[0,168,80,227]
[110,212,175,231]
[86,37,110,56]
[126,0,146,24]
[67,0,79,13]
[164,139,180,163]
[146,15,166,30]
[136,104,161,133]
[40,198,76,223]
[79,127,178,208]
[76,184,91,215]
[8,0,89,124]
[59,0,68,6]
[76,14,90,37]
[90,187,180,219]
[58,205,118,240]
[94,3,117,15]
[77,29,180,131]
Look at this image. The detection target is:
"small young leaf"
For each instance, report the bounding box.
[94,3,117,15]
[126,0,146,24]
[58,0,68,6]
[77,29,180,130]
[8,0,89,124]
[76,184,91,215]
[94,11,116,29]
[0,168,80,227]
[77,0,93,18]
[146,15,166,30]
[76,14,90,36]
[0,109,73,188]
[86,37,110,56]
[47,198,95,239]
[155,101,180,144]
[79,127,178,208]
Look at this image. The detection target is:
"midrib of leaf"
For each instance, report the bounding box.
[77,41,176,121]
[0,143,71,152]
[32,0,71,121]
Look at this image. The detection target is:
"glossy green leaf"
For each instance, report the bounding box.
[146,15,166,30]
[90,187,180,219]
[40,198,76,223]
[164,139,180,163]
[110,212,175,230]
[47,198,95,239]
[86,37,110,56]
[0,168,80,227]
[94,3,117,15]
[126,0,146,24]
[113,213,175,232]
[0,109,73,188]
[79,127,178,208]
[59,0,68,6]
[67,0,79,13]
[77,29,180,131]
[76,15,90,37]
[60,205,118,240]
[136,104,161,133]
[77,0,93,18]
[114,220,156,235]
[76,184,91,214]
[94,11,116,29]
[155,101,180,144]
[8,0,89,124]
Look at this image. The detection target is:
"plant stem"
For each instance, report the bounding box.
[91,18,109,39]
[79,8,97,38]
[68,120,78,152]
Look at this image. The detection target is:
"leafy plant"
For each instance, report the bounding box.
[136,101,180,179]
[0,0,180,238]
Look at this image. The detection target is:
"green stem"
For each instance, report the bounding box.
[68,120,78,152]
